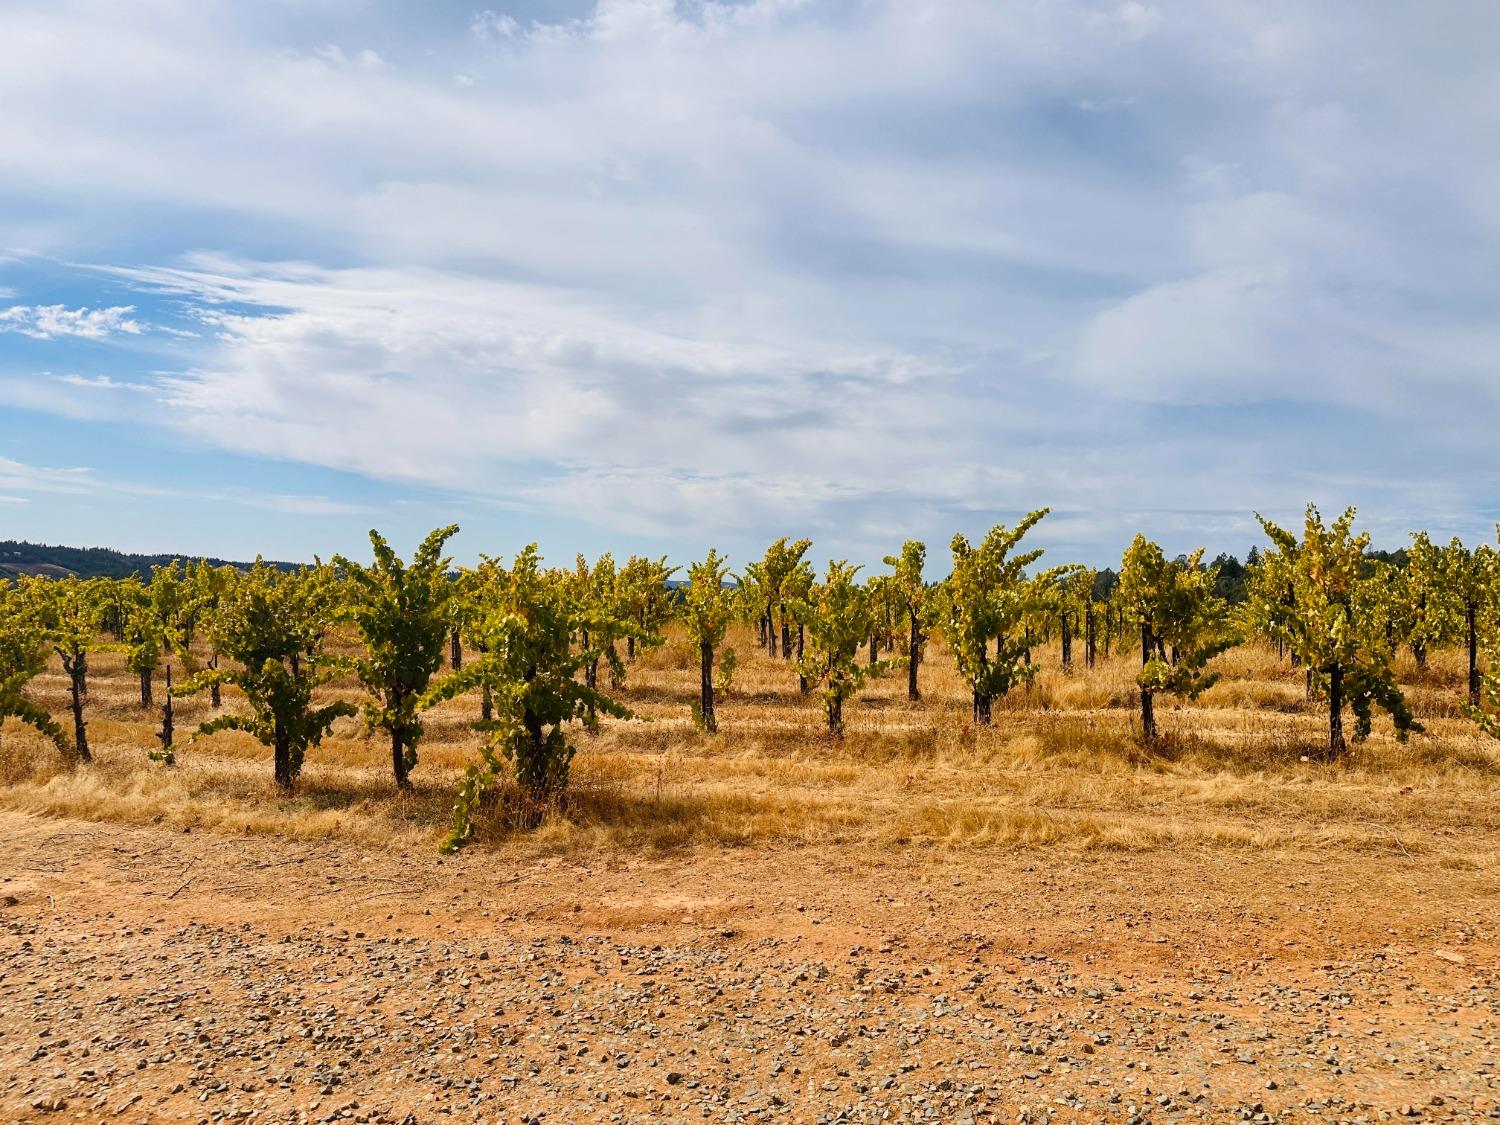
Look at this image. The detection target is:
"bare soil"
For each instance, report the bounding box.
[3,810,1497,1124]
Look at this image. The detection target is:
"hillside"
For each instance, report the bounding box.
[0,540,295,580]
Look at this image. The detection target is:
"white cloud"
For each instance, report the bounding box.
[235,493,375,517]
[100,256,962,534]
[0,304,143,340]
[311,45,385,70]
[0,456,97,495]
[470,11,520,43]
[1086,2,1164,41]
[1,1,1498,554]
[0,453,376,520]
[52,373,154,391]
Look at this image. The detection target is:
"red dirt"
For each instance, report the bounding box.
[2,811,1497,1123]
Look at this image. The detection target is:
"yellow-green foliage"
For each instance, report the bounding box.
[681,548,736,733]
[943,509,1061,724]
[792,560,899,735]
[1249,505,1418,755]
[175,562,356,787]
[1116,536,1235,739]
[334,525,459,787]
[0,581,67,753]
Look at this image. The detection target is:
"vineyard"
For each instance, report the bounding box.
[4,505,1500,1122]
[1,505,1497,859]
[8,2,1497,1116]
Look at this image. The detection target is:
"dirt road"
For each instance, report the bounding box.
[2,811,1497,1123]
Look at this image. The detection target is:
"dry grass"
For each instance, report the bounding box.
[2,626,1497,863]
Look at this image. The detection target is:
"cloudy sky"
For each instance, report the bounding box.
[2,0,1496,569]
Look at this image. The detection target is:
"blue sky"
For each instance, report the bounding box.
[2,0,1498,570]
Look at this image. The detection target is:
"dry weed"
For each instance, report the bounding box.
[2,627,1496,864]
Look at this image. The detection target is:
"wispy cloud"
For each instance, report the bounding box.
[52,373,155,392]
[0,455,97,495]
[0,304,143,340]
[470,11,520,43]
[0,453,376,519]
[236,493,375,517]
[0,1,1497,558]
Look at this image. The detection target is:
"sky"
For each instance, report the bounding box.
[1,0,1497,570]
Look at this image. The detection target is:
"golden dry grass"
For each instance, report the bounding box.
[2,625,1497,863]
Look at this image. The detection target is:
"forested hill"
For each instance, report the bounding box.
[0,539,1408,591]
[0,540,296,580]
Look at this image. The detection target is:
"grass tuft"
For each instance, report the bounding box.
[2,629,1496,863]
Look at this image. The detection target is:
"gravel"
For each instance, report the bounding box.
[1,816,1496,1123]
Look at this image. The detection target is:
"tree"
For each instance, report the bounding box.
[680,549,736,733]
[567,553,640,726]
[33,575,116,762]
[1356,560,1408,657]
[1079,569,1104,667]
[124,563,202,709]
[189,560,238,708]
[739,561,770,652]
[618,555,678,660]
[1441,537,1496,708]
[1016,576,1057,679]
[0,582,69,756]
[1057,568,1100,671]
[881,540,929,700]
[1397,532,1456,671]
[784,555,815,691]
[1210,553,1251,604]
[1115,537,1235,741]
[451,564,495,721]
[1089,570,1123,662]
[176,563,355,788]
[943,510,1057,724]
[752,537,812,660]
[793,561,899,735]
[1469,649,1500,742]
[448,608,464,671]
[1055,575,1076,671]
[334,525,460,789]
[864,574,897,666]
[99,577,133,640]
[1249,505,1420,758]
[426,546,631,849]
[119,577,159,708]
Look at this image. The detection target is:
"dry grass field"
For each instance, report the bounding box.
[3,630,1498,1122]
[2,626,1497,862]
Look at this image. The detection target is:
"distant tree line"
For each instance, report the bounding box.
[0,540,297,582]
